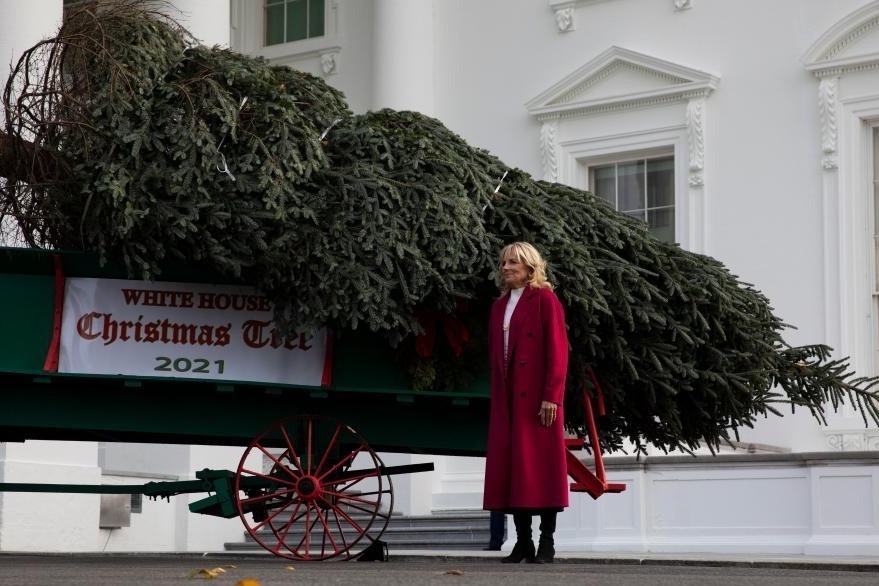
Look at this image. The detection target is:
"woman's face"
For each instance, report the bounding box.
[501,251,530,289]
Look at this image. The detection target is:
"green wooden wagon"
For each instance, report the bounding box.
[0,246,619,561]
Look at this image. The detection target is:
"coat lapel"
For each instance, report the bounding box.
[506,286,538,362]
[491,292,509,380]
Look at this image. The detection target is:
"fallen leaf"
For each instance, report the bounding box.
[443,569,465,576]
[188,567,227,579]
[235,579,262,586]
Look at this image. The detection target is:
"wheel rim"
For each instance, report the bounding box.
[234,415,392,561]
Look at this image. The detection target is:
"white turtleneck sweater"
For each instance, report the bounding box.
[503,287,524,360]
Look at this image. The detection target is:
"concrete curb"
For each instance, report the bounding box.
[3,551,877,572]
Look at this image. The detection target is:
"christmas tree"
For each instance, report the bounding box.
[1,0,877,455]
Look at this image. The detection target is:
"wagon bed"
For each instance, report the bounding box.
[0,246,489,454]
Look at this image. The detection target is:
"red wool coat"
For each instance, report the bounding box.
[483,285,570,512]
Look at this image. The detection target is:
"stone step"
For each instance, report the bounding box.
[224,510,501,553]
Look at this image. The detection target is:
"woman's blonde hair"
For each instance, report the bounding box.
[497,241,553,292]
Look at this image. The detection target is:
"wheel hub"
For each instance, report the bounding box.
[296,475,322,501]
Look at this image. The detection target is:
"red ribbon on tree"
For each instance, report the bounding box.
[414,302,471,358]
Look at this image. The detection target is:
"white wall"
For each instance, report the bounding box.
[166,0,231,47]
[0,441,101,551]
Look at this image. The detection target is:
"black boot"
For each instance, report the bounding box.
[501,513,535,563]
[531,512,556,564]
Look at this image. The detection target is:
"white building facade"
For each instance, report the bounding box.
[1,0,878,557]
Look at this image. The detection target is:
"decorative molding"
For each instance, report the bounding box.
[686,98,704,187]
[818,77,838,170]
[526,46,719,121]
[320,50,338,76]
[548,0,691,31]
[548,0,618,32]
[803,2,879,78]
[554,61,691,107]
[826,430,879,451]
[528,48,717,252]
[539,120,560,182]
[554,5,575,32]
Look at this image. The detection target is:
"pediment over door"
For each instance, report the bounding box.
[526,46,718,120]
[804,1,879,76]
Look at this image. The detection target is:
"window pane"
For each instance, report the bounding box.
[592,165,616,205]
[617,161,644,212]
[624,209,647,224]
[647,208,675,242]
[265,4,285,45]
[309,0,325,37]
[286,0,308,42]
[647,157,674,208]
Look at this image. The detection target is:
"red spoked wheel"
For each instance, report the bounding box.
[234,415,393,561]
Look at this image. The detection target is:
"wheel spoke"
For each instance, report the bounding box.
[239,466,298,490]
[238,484,296,508]
[317,442,365,483]
[253,495,302,533]
[278,424,304,472]
[251,444,302,484]
[313,422,344,477]
[267,503,299,546]
[235,415,392,561]
[321,501,352,554]
[305,418,314,474]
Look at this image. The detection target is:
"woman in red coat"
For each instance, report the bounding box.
[483,242,569,564]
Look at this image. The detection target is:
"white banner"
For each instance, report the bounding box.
[58,278,329,386]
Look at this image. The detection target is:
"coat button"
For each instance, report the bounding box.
[520,392,527,397]
[526,331,533,337]
[519,360,526,365]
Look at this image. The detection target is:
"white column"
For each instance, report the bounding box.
[166,0,231,47]
[373,0,435,114]
[0,0,63,87]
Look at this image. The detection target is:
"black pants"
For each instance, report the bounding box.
[488,511,506,549]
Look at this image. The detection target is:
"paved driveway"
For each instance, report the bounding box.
[0,554,876,586]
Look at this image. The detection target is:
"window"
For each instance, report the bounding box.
[590,155,675,242]
[265,0,325,46]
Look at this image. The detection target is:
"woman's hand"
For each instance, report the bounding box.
[539,400,558,427]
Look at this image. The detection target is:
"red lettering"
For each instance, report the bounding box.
[242,319,271,348]
[247,296,271,312]
[76,312,103,340]
[121,289,143,305]
[215,325,231,346]
[198,292,215,309]
[299,332,313,350]
[178,292,194,308]
[120,288,196,308]
[142,290,161,305]
[74,313,231,347]
[241,320,314,351]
